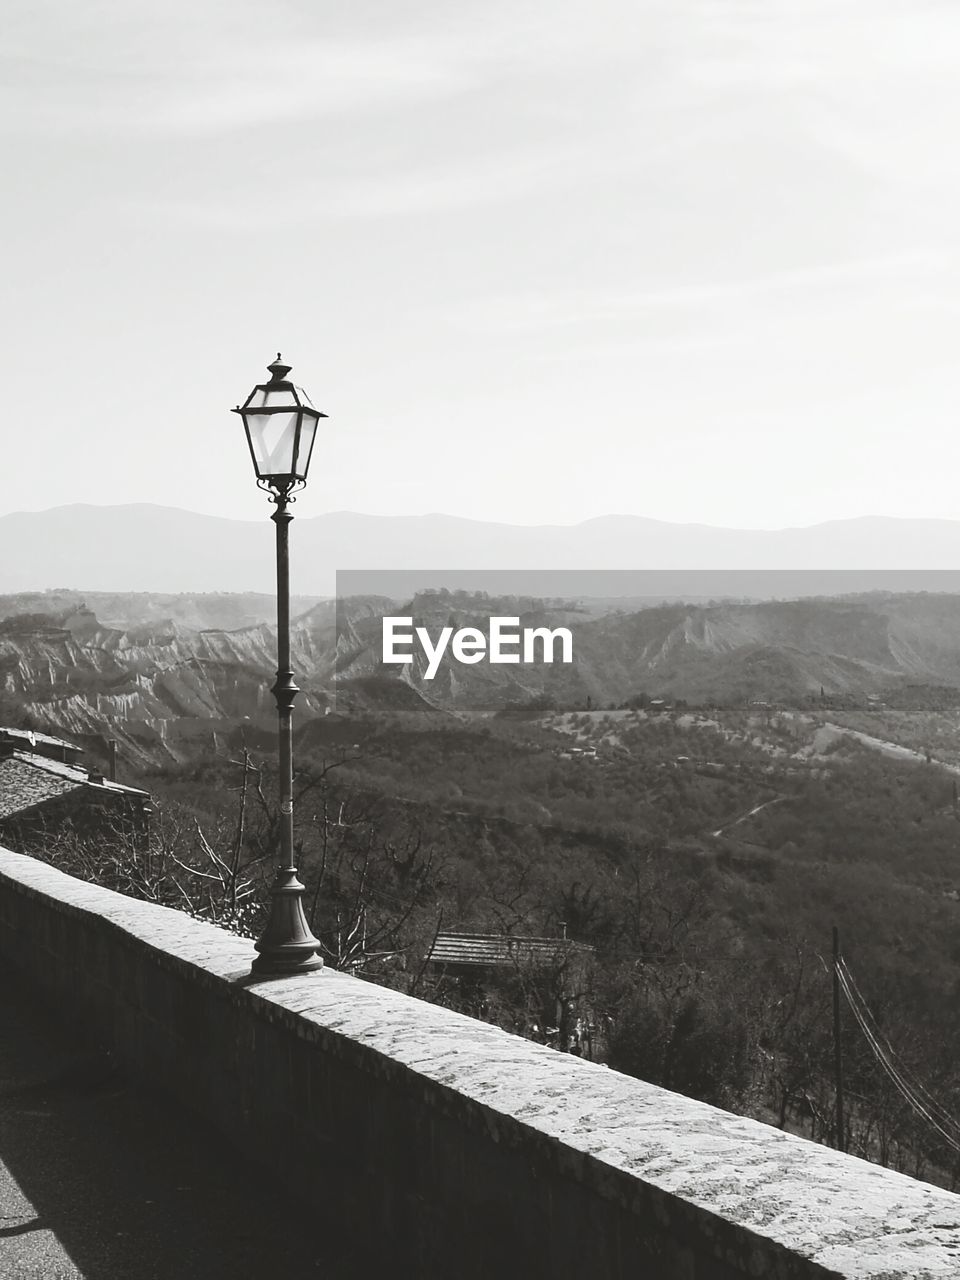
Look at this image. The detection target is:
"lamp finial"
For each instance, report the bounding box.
[268,353,292,381]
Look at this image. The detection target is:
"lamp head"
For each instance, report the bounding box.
[232,353,327,498]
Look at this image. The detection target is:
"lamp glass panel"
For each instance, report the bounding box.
[246,387,297,411]
[244,410,299,476]
[296,414,319,478]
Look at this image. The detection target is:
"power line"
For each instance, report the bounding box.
[835,956,960,1156]
[837,967,958,1150]
[837,958,958,1136]
[838,959,960,1139]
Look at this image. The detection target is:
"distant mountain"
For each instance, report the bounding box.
[9,504,960,594]
[6,590,960,767]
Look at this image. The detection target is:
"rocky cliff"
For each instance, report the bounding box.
[5,591,960,767]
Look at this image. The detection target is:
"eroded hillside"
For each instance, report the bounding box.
[6,589,960,766]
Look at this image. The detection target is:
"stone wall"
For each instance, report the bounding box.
[2,844,959,1278]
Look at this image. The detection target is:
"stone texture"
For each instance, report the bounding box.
[2,843,959,1278]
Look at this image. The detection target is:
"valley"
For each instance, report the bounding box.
[6,586,960,1187]
[6,587,960,771]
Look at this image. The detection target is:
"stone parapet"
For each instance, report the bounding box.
[1,844,959,1278]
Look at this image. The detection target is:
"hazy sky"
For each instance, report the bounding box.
[4,0,960,529]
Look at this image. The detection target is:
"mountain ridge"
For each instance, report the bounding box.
[10,504,960,594]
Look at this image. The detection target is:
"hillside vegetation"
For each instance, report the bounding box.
[6,589,960,1187]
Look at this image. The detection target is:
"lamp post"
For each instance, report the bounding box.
[233,354,326,976]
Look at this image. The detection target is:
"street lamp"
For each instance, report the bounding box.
[233,353,327,976]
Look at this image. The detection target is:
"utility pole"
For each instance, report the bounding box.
[833,925,845,1153]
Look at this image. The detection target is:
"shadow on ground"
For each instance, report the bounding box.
[0,959,363,1279]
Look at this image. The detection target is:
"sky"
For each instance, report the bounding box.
[4,0,960,530]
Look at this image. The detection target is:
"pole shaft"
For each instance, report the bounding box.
[250,492,321,976]
[272,498,298,873]
[833,925,845,1152]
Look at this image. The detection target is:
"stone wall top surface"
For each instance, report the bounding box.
[4,844,960,1278]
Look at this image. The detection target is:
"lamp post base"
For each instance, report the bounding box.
[251,867,324,977]
[251,952,324,977]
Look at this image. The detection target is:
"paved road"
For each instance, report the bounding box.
[0,961,354,1279]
